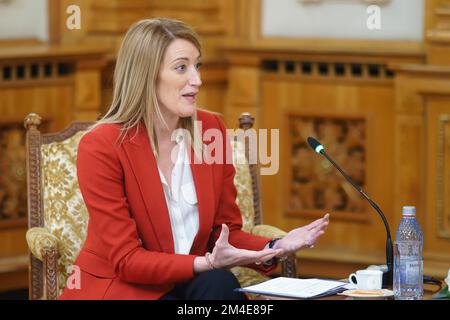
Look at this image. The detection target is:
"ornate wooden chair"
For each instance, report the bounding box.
[24,112,296,300]
[25,113,91,300]
[229,113,296,288]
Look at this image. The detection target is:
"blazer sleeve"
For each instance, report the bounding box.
[77,128,196,286]
[210,115,277,274]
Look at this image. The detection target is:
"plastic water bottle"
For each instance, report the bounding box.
[393,206,424,300]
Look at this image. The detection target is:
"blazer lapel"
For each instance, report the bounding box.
[122,126,175,254]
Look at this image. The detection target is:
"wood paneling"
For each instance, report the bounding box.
[436,113,450,239]
[0,45,107,125]
[55,0,243,54]
[51,0,235,115]
[223,32,450,279]
[223,44,412,279]
[263,74,395,247]
[196,61,227,115]
[424,94,450,275]
[217,0,450,281]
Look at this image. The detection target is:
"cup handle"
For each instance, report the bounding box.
[349,273,357,285]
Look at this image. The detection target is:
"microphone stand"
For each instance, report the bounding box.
[308,138,393,286]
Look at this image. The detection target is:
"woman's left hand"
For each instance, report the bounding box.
[272,213,330,256]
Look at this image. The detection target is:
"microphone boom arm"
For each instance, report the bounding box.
[308,137,393,286]
[322,151,392,242]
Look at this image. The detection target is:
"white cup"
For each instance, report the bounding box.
[348,269,383,291]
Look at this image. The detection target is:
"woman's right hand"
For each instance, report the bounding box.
[207,224,281,270]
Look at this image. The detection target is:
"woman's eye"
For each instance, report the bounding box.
[175,65,186,72]
[195,62,203,70]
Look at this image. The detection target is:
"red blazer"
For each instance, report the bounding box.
[60,110,274,300]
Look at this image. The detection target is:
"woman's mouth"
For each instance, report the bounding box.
[182,93,197,104]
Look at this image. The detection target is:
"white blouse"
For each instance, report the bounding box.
[157,132,199,255]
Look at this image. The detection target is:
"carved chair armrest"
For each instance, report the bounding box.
[26,227,59,261]
[250,224,297,278]
[26,227,60,299]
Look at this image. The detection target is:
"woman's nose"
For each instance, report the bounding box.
[189,68,202,86]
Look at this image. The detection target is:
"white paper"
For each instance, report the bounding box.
[237,277,348,299]
[343,283,357,290]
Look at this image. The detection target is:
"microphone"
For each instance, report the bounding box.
[307,137,393,286]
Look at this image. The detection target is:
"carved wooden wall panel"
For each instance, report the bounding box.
[287,115,367,217]
[263,75,395,249]
[0,125,27,221]
[0,124,27,291]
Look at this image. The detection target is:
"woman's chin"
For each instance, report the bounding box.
[179,105,196,118]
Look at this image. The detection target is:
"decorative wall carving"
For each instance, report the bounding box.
[287,115,367,214]
[0,125,27,221]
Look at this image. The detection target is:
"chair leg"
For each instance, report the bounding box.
[281,255,297,278]
[43,247,59,300]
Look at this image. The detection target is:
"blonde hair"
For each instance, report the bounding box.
[94,17,202,156]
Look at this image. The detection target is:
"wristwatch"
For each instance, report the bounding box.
[268,238,282,249]
[263,238,282,266]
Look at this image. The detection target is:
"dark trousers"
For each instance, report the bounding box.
[160,269,247,300]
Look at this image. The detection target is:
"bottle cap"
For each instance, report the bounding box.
[402,206,416,216]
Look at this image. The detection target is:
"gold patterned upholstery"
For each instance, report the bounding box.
[40,131,89,287]
[231,139,256,233]
[230,133,292,290]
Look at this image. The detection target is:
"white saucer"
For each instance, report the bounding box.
[339,289,394,298]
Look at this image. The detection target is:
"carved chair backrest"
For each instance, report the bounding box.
[231,112,263,231]
[25,113,92,299]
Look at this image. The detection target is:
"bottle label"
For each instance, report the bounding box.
[403,260,420,284]
[395,241,422,288]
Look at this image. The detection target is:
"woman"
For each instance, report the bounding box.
[60,18,329,300]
